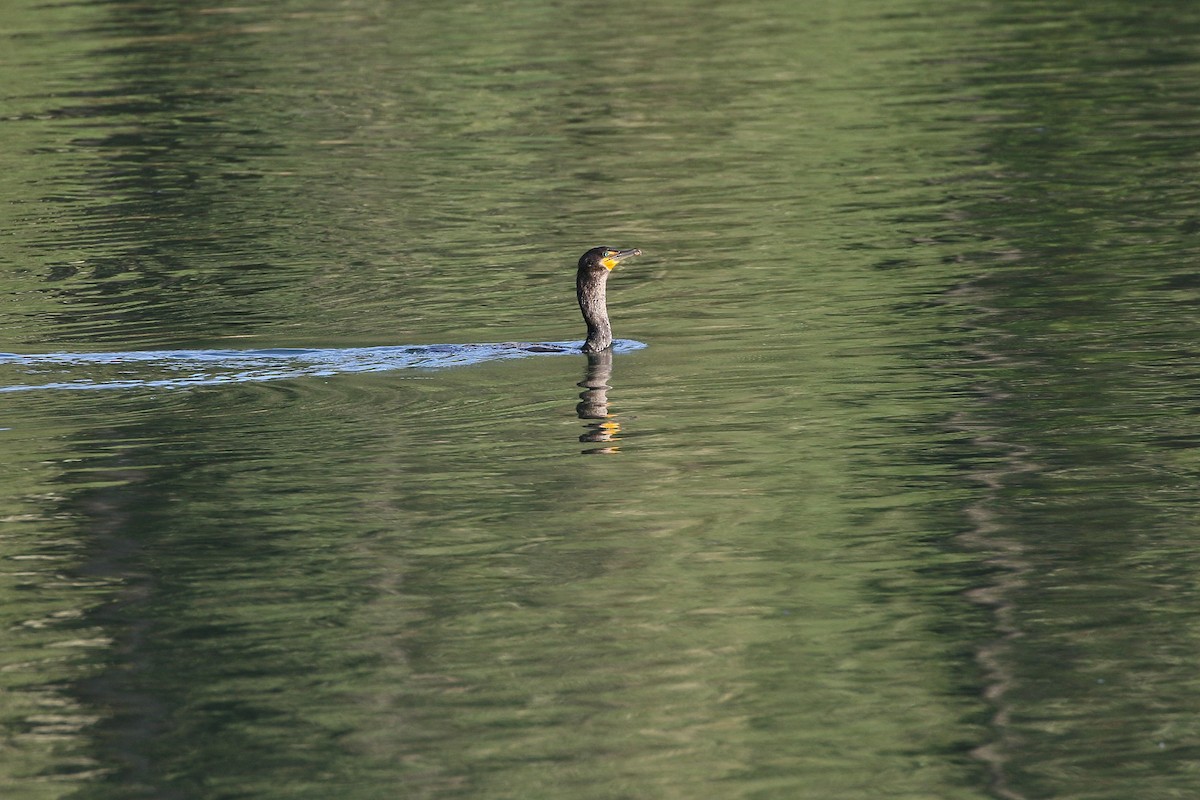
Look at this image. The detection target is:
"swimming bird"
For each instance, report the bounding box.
[577,246,642,353]
[0,247,648,393]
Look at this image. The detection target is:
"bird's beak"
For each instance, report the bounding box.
[601,248,643,270]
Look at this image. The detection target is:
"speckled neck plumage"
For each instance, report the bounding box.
[577,267,611,353]
[575,247,641,353]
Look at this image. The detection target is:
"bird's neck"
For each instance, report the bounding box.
[578,269,611,353]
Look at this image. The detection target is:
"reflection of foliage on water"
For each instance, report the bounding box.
[939,3,1200,797]
[7,0,1200,797]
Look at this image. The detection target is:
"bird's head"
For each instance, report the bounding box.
[578,247,642,273]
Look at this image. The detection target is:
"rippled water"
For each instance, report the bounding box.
[4,0,1200,798]
[0,341,644,392]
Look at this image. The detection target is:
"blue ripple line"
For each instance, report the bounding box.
[0,340,647,393]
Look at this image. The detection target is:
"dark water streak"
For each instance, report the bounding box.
[939,3,1200,797]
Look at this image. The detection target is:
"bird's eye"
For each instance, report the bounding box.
[604,250,615,256]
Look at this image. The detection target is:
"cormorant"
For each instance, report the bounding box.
[577,246,642,353]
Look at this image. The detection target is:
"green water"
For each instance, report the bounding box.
[3,0,1200,797]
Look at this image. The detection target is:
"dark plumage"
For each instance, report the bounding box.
[576,247,641,353]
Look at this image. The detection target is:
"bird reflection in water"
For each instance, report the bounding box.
[573,246,642,454]
[576,350,622,454]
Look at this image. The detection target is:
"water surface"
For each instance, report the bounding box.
[3,1,1200,798]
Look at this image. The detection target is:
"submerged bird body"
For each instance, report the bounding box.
[576,246,641,353]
